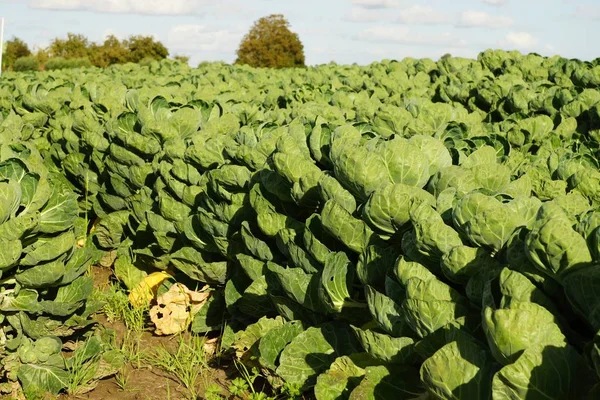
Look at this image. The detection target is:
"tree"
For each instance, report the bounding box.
[34,48,49,68]
[126,35,168,63]
[89,35,130,68]
[49,33,90,59]
[3,37,31,70]
[13,56,39,72]
[173,55,190,65]
[4,33,173,70]
[235,14,305,69]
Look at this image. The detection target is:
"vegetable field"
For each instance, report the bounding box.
[2,50,600,399]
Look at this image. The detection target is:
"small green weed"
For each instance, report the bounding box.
[205,383,225,400]
[146,334,209,399]
[91,283,148,333]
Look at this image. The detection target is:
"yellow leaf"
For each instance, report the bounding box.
[128,271,172,309]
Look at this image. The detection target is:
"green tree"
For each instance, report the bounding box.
[48,33,90,59]
[34,48,49,68]
[126,35,168,63]
[235,14,305,69]
[89,35,130,68]
[3,37,31,70]
[173,55,190,65]
[13,56,39,72]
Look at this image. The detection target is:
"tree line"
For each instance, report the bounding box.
[3,14,306,71]
[2,33,183,71]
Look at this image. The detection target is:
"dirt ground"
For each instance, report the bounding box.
[63,319,235,400]
[60,266,237,400]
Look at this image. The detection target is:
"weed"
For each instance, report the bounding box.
[114,366,141,393]
[118,331,147,368]
[64,339,100,395]
[90,284,150,371]
[230,359,303,400]
[166,381,172,400]
[205,383,225,400]
[146,334,209,399]
[91,283,148,333]
[229,377,250,397]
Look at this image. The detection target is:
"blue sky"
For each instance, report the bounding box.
[1,0,599,65]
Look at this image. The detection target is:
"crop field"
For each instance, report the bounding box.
[1,50,600,399]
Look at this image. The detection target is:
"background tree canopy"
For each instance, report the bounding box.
[2,15,307,72]
[235,14,305,69]
[49,32,90,59]
[2,37,32,70]
[2,33,171,71]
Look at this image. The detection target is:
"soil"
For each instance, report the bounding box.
[60,266,238,400]
[91,264,113,291]
[68,363,188,400]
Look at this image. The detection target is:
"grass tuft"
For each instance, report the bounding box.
[145,334,209,399]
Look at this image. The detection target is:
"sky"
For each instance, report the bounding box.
[1,0,599,66]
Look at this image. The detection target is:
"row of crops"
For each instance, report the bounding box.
[1,51,600,398]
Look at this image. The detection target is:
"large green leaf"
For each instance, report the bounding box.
[314,356,366,400]
[365,285,407,337]
[320,252,360,313]
[39,176,78,233]
[421,337,493,400]
[321,200,374,254]
[352,327,416,364]
[258,320,305,371]
[483,301,566,365]
[0,180,21,224]
[20,230,75,266]
[276,323,361,390]
[492,345,580,400]
[18,364,69,397]
[348,364,423,400]
[266,262,327,313]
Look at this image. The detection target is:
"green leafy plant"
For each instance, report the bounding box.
[3,51,600,399]
[205,383,226,400]
[229,377,250,397]
[0,149,102,397]
[64,333,124,395]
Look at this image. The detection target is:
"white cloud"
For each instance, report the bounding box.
[503,31,539,49]
[168,25,242,54]
[458,10,513,28]
[483,0,507,6]
[351,0,400,9]
[344,6,390,22]
[356,26,468,47]
[347,4,512,28]
[30,0,209,15]
[396,5,450,24]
